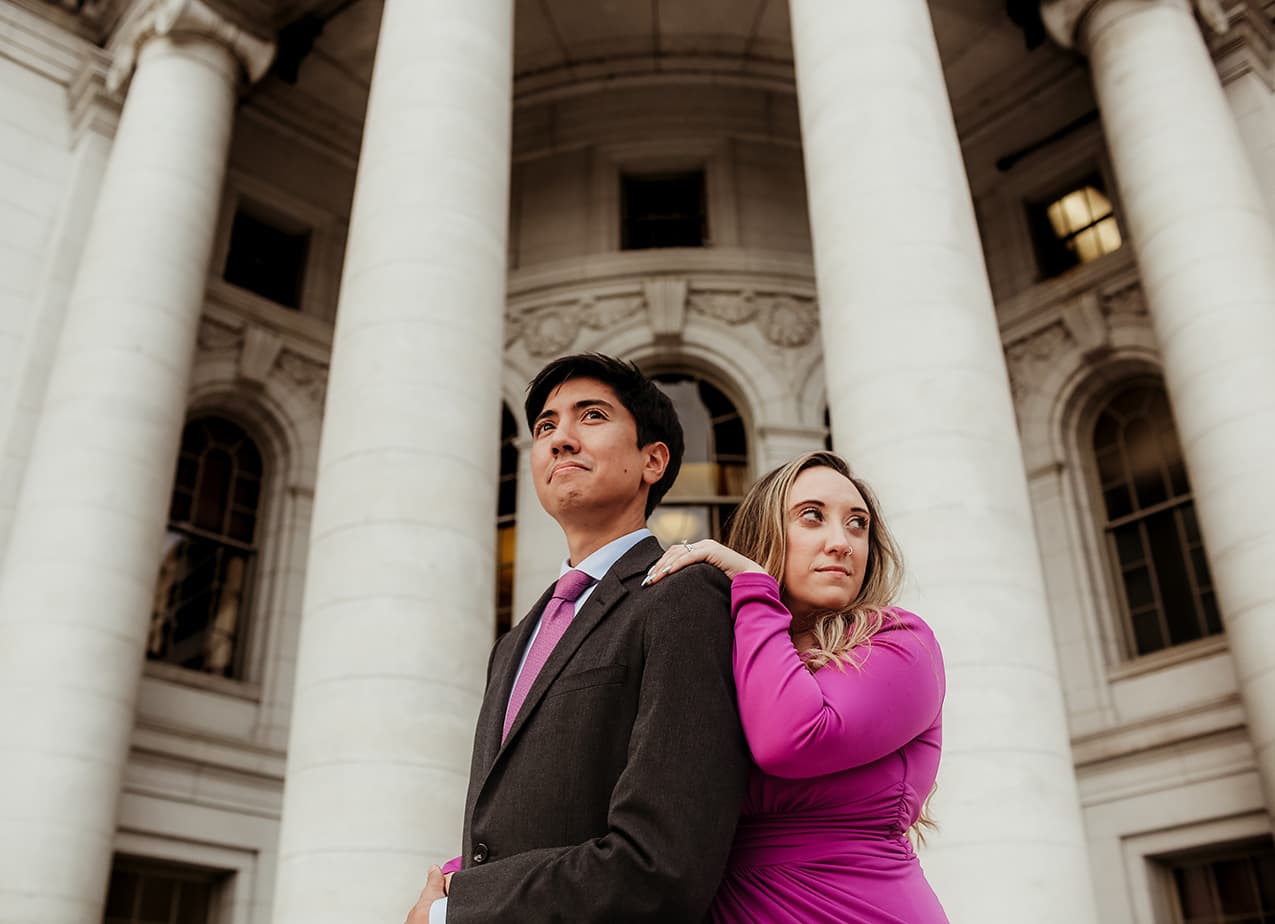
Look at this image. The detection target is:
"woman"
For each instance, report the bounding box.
[644,451,948,923]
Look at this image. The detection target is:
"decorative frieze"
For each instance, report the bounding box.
[196,316,327,406]
[506,277,820,356]
[1005,322,1074,404]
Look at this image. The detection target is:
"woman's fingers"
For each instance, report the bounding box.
[642,539,751,585]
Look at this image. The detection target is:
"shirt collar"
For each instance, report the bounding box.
[562,528,652,583]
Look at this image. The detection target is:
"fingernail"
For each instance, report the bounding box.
[640,575,653,586]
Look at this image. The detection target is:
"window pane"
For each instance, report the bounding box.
[649,505,711,546]
[1215,857,1260,913]
[621,171,706,250]
[1130,605,1165,656]
[1113,525,1145,569]
[175,881,212,924]
[137,875,176,923]
[1145,510,1201,646]
[104,869,139,919]
[1175,865,1216,918]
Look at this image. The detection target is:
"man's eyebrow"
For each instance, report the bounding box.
[534,398,615,424]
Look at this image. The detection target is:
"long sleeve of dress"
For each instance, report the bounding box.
[731,572,945,779]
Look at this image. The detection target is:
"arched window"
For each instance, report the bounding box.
[649,373,749,545]
[150,417,264,679]
[496,404,518,634]
[1091,383,1220,657]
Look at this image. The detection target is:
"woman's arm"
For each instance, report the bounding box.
[732,573,944,779]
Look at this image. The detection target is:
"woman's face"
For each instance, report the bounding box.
[781,466,871,623]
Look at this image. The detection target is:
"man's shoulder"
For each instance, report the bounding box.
[631,563,731,623]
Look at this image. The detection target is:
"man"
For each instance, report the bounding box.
[407,353,750,923]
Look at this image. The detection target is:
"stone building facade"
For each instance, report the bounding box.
[0,1,1273,922]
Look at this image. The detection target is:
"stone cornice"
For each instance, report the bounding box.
[1207,0,1275,88]
[1042,0,1231,51]
[106,0,275,95]
[69,54,122,141]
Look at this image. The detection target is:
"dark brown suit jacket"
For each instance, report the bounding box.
[446,535,750,923]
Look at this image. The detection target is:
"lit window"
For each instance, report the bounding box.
[495,404,518,634]
[1164,837,1275,924]
[1030,174,1122,278]
[649,374,748,544]
[1091,383,1220,657]
[150,417,263,678]
[103,857,220,924]
[621,171,707,250]
[223,205,311,309]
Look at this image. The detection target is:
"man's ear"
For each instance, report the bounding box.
[639,441,670,486]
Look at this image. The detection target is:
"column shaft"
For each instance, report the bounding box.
[789,2,1099,921]
[270,1,514,921]
[512,436,564,621]
[0,36,240,924]
[1084,0,1275,812]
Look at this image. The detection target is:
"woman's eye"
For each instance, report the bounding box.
[848,516,869,530]
[801,508,822,522]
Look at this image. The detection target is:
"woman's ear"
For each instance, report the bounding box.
[640,441,670,486]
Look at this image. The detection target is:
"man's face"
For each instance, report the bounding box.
[529,377,664,524]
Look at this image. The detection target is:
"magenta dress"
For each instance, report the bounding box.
[711,573,949,924]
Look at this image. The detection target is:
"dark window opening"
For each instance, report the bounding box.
[621,171,707,250]
[1165,837,1275,924]
[223,206,311,309]
[103,857,222,924]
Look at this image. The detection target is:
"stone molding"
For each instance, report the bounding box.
[1042,0,1231,51]
[106,0,275,95]
[68,56,121,141]
[506,274,820,358]
[197,314,328,407]
[1003,268,1148,406]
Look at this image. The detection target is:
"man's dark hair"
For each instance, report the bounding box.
[525,353,683,517]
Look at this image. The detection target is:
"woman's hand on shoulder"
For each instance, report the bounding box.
[642,539,766,587]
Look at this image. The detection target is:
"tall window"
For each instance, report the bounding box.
[150,417,264,679]
[649,374,748,545]
[103,858,219,924]
[621,170,707,249]
[1029,172,1123,278]
[1165,837,1275,924]
[496,405,518,634]
[1091,383,1220,657]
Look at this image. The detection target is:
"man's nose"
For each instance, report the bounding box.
[549,422,579,453]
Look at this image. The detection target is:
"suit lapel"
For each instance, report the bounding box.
[473,582,556,777]
[480,537,662,776]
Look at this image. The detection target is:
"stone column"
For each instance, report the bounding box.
[269,2,514,922]
[1044,0,1275,816]
[0,3,272,922]
[512,436,564,622]
[788,3,1099,922]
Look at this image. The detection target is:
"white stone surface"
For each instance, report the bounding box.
[269,2,514,922]
[788,2,1100,921]
[0,51,76,558]
[1081,0,1275,814]
[0,30,242,924]
[511,436,564,621]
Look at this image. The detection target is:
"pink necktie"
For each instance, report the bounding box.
[503,569,595,740]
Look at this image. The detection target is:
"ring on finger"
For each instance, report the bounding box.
[682,541,695,553]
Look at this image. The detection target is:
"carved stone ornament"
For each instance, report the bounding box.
[687,289,818,347]
[1042,0,1229,50]
[196,317,327,406]
[508,292,648,356]
[1005,322,1074,403]
[107,0,276,95]
[761,296,818,347]
[1101,279,1147,319]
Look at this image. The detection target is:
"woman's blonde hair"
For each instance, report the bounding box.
[725,450,904,673]
[726,450,937,840]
